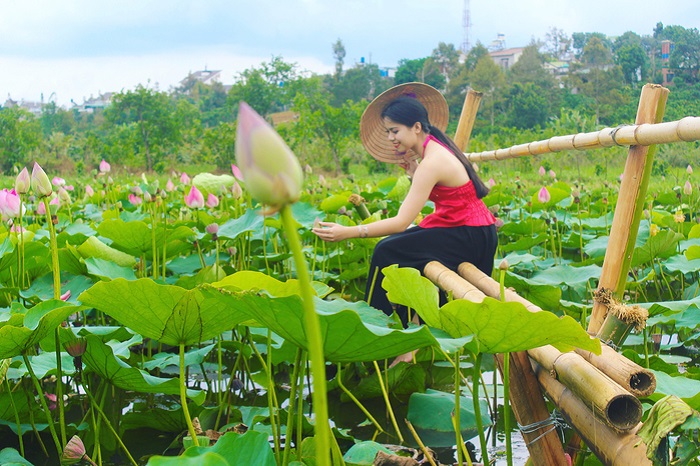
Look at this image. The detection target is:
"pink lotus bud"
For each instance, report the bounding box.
[143,191,152,203]
[128,193,142,206]
[31,162,53,198]
[235,101,303,209]
[37,199,47,216]
[304,164,313,174]
[688,164,693,175]
[45,393,57,411]
[65,185,74,191]
[231,181,242,199]
[52,176,66,187]
[318,175,327,187]
[99,159,111,173]
[58,187,71,204]
[60,290,71,301]
[538,166,546,176]
[549,169,556,179]
[231,164,243,180]
[206,223,219,235]
[206,193,219,208]
[684,180,693,196]
[180,172,190,184]
[48,196,60,215]
[184,185,204,209]
[538,186,551,204]
[85,184,95,197]
[166,179,175,192]
[62,435,88,464]
[15,167,31,194]
[132,185,143,196]
[488,178,496,188]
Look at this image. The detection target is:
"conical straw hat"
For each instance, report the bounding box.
[360,82,449,163]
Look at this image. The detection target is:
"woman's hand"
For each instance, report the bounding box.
[312,221,349,242]
[398,157,419,178]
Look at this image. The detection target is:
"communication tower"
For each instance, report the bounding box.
[461,0,471,54]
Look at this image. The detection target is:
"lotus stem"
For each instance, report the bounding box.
[282,348,304,466]
[179,343,199,447]
[499,266,513,466]
[280,205,331,465]
[405,419,438,466]
[5,377,24,456]
[454,348,463,465]
[372,360,403,444]
[471,352,489,465]
[450,414,473,466]
[266,330,281,464]
[336,363,385,435]
[22,353,62,455]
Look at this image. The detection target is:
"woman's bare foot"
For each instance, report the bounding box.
[389,350,416,368]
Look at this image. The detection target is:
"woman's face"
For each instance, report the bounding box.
[383,117,419,158]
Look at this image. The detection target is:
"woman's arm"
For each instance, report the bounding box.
[312,160,438,242]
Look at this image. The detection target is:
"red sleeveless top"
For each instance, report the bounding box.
[418,136,496,229]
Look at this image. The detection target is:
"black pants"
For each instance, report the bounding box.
[364,224,498,326]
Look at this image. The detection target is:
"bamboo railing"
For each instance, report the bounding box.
[463,115,700,162]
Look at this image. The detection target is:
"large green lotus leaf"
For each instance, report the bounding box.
[438,298,601,354]
[181,430,276,466]
[341,362,426,400]
[85,257,137,281]
[121,406,187,433]
[214,270,332,298]
[289,201,327,227]
[499,233,547,253]
[57,222,96,246]
[78,279,253,346]
[647,305,700,331]
[232,292,438,362]
[648,370,700,411]
[17,351,76,378]
[343,441,394,465]
[663,254,700,273]
[632,230,684,267]
[83,335,205,405]
[498,218,547,236]
[381,264,440,319]
[96,218,152,256]
[59,244,89,276]
[217,209,265,241]
[192,172,236,197]
[529,264,602,287]
[147,451,229,466]
[407,388,491,444]
[0,447,33,466]
[143,344,216,371]
[21,273,94,304]
[644,296,700,319]
[77,235,137,267]
[0,300,81,359]
[503,271,562,312]
[685,244,700,261]
[320,193,352,213]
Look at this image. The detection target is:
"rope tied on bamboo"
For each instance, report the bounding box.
[518,410,568,446]
[610,124,632,147]
[594,288,648,332]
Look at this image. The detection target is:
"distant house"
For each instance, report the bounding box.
[489,47,524,71]
[178,69,223,93]
[3,96,44,116]
[661,40,674,86]
[70,92,114,113]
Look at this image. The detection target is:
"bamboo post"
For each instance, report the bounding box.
[462,116,700,162]
[457,262,644,432]
[588,84,670,334]
[533,364,652,466]
[424,261,569,466]
[458,262,655,396]
[453,89,483,151]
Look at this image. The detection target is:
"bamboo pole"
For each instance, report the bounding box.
[453,89,483,151]
[424,262,569,466]
[458,262,655,397]
[463,115,697,162]
[588,84,670,334]
[456,262,644,432]
[533,363,652,466]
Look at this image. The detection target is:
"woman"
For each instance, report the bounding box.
[312,82,497,328]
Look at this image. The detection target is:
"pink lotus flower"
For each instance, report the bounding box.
[231,164,243,181]
[688,164,693,175]
[538,166,546,176]
[45,393,57,411]
[60,290,71,301]
[684,180,693,196]
[52,176,66,187]
[206,193,219,208]
[65,185,74,191]
[180,172,190,185]
[206,223,219,235]
[99,159,111,173]
[31,162,53,198]
[15,167,30,194]
[166,179,175,192]
[184,185,204,209]
[538,186,551,204]
[37,197,60,215]
[235,101,302,209]
[128,193,142,206]
[0,189,21,218]
[85,184,95,197]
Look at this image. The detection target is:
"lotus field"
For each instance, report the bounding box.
[1,114,700,465]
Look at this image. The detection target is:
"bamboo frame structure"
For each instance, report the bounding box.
[455,263,643,432]
[462,115,699,162]
[458,263,655,397]
[423,262,569,466]
[533,364,652,465]
[453,89,483,151]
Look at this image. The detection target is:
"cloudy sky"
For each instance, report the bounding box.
[1,0,697,107]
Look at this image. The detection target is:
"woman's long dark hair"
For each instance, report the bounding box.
[381,96,489,199]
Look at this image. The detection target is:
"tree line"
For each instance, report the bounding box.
[1,22,698,176]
